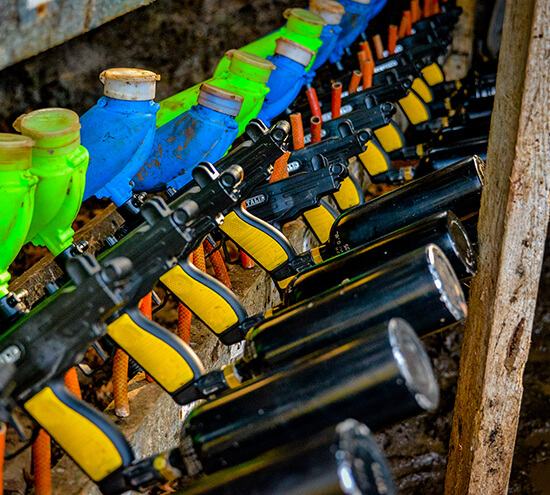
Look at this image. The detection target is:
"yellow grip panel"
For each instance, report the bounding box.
[160,265,239,335]
[302,205,337,243]
[25,387,123,481]
[373,123,405,152]
[398,91,430,125]
[358,140,390,176]
[220,210,291,271]
[411,77,434,103]
[108,314,195,392]
[421,63,445,86]
[276,275,295,290]
[332,176,362,210]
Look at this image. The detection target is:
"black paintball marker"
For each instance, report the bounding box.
[102,318,439,493]
[175,419,397,495]
[0,254,138,488]
[191,244,466,399]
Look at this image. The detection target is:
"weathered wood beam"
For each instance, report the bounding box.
[10,204,124,307]
[444,0,550,493]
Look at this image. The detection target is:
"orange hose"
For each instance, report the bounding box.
[423,0,432,17]
[362,59,374,89]
[399,11,411,38]
[178,245,207,341]
[240,250,255,269]
[177,303,192,344]
[113,349,130,417]
[0,423,6,495]
[372,34,384,60]
[139,292,153,319]
[270,151,290,183]
[64,368,81,399]
[348,70,362,94]
[32,430,51,495]
[203,240,232,289]
[388,25,398,54]
[305,87,322,119]
[310,117,322,144]
[290,113,305,150]
[357,49,368,68]
[411,0,420,22]
[192,243,206,273]
[359,41,373,60]
[331,82,342,119]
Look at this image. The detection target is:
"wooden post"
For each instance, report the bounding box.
[444,0,550,493]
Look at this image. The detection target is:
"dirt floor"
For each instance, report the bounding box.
[1,0,549,493]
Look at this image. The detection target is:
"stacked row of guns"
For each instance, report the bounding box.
[0,0,495,492]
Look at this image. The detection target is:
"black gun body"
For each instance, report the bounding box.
[177,419,397,495]
[245,165,347,227]
[415,138,488,178]
[181,319,438,474]
[327,155,485,256]
[284,211,476,307]
[243,245,466,380]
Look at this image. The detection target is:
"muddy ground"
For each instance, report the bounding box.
[1,0,549,493]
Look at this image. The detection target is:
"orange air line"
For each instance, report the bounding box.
[399,11,411,38]
[32,430,51,495]
[388,25,398,54]
[372,34,384,60]
[270,151,291,182]
[290,113,305,150]
[423,0,432,17]
[359,41,373,59]
[0,423,6,495]
[113,349,130,417]
[203,239,232,289]
[305,87,322,119]
[64,368,82,398]
[348,70,362,94]
[411,0,420,22]
[178,244,207,342]
[310,117,322,144]
[362,58,374,89]
[331,82,342,118]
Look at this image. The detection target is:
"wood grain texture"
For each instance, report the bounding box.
[444,0,550,493]
[10,204,124,307]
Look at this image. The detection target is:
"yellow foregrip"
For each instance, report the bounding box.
[398,91,431,125]
[411,77,434,103]
[160,264,241,335]
[332,176,362,210]
[373,122,405,152]
[302,205,337,244]
[421,62,445,86]
[107,313,196,393]
[358,140,390,176]
[220,209,293,271]
[25,387,125,481]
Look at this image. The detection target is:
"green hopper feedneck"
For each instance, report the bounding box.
[13,108,89,256]
[0,133,37,297]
